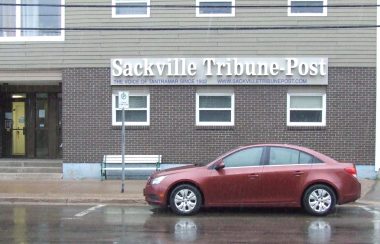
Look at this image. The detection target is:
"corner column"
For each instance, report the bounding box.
[376,0,380,172]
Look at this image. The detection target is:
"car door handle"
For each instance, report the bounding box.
[248,174,259,179]
[294,171,305,176]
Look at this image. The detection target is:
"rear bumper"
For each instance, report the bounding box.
[339,180,361,204]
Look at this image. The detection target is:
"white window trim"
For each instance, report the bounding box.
[196,0,235,17]
[112,91,150,126]
[196,92,235,126]
[112,0,150,18]
[0,0,65,42]
[288,0,327,17]
[287,93,326,127]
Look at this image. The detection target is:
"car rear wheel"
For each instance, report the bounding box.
[170,184,202,215]
[303,184,336,216]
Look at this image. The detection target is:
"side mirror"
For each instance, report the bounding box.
[214,161,225,170]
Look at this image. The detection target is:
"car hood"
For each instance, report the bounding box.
[153,164,199,177]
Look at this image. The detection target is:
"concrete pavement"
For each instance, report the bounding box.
[0,180,147,205]
[359,179,380,204]
[0,178,378,206]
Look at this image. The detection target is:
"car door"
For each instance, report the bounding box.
[203,147,264,206]
[258,146,312,204]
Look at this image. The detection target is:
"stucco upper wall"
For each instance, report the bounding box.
[0,0,376,69]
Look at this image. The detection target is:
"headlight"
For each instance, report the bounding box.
[152,176,167,185]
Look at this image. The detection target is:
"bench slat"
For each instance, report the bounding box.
[101,154,162,180]
[103,168,157,171]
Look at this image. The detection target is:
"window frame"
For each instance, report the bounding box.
[112,0,150,18]
[287,93,326,127]
[0,0,65,42]
[112,91,150,126]
[196,0,235,17]
[287,0,327,17]
[196,92,235,126]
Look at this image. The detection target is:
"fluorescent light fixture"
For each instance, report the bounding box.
[12,94,26,99]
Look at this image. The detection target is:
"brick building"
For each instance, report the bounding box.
[0,0,378,179]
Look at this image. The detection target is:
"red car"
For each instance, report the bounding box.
[144,144,361,216]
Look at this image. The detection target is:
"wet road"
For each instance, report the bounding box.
[0,204,379,243]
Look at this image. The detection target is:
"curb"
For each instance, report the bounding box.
[355,200,380,206]
[2,197,378,206]
[0,197,147,205]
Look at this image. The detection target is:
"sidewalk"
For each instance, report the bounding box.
[357,179,380,205]
[0,180,147,205]
[0,179,378,206]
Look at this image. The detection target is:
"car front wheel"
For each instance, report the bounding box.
[303,184,336,216]
[169,184,202,215]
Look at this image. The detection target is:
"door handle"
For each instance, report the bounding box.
[248,174,259,179]
[294,171,305,176]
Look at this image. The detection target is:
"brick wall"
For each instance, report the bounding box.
[62,67,376,165]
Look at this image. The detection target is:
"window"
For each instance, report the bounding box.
[112,91,150,126]
[196,92,234,126]
[112,0,150,18]
[287,93,326,126]
[0,0,65,41]
[196,0,235,17]
[269,147,300,165]
[269,147,319,165]
[299,152,314,164]
[288,0,327,16]
[224,147,263,168]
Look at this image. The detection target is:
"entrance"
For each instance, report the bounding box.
[12,100,26,156]
[0,86,61,159]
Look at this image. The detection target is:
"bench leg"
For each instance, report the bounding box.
[101,167,106,181]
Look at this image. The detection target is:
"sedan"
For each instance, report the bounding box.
[143,144,361,216]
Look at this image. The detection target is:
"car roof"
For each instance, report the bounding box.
[209,143,336,165]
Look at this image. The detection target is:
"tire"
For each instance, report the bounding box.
[303,184,336,216]
[169,184,202,215]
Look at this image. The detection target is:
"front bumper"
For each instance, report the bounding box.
[143,183,167,206]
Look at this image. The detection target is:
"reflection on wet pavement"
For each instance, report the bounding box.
[307,220,331,243]
[0,204,379,243]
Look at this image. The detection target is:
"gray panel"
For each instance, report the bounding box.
[0,0,376,68]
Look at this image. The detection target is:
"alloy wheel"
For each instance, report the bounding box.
[174,189,197,213]
[303,184,336,216]
[170,184,202,215]
[308,189,332,213]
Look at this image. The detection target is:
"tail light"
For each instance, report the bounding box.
[344,166,357,178]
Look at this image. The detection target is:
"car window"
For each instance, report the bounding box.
[299,152,314,164]
[223,147,263,168]
[313,157,323,163]
[269,147,300,165]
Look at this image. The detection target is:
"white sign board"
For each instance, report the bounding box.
[118,91,129,109]
[111,57,328,86]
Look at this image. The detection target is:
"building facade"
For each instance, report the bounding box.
[0,0,377,179]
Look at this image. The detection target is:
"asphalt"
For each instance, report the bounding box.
[0,178,378,206]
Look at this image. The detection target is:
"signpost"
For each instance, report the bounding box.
[118,91,129,193]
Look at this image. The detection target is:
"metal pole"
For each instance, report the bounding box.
[121,107,126,193]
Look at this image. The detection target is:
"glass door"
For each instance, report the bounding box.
[35,93,49,157]
[11,99,26,156]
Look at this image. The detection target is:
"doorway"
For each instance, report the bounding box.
[12,100,26,156]
[1,86,61,159]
